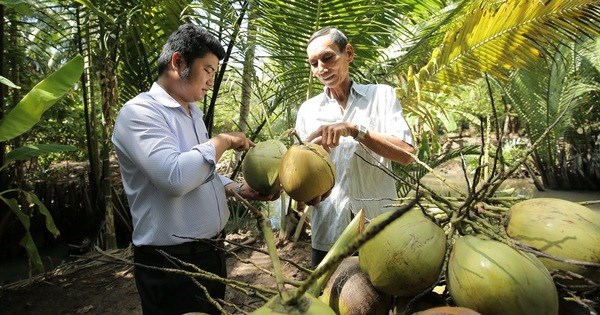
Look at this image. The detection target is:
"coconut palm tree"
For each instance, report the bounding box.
[394,0,600,191]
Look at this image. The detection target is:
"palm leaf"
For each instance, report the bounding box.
[499,43,600,187]
[254,0,414,105]
[2,144,77,171]
[403,0,600,103]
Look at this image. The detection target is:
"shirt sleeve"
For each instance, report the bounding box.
[112,102,216,197]
[384,86,413,145]
[219,174,234,187]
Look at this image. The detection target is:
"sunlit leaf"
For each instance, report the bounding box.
[0,55,84,142]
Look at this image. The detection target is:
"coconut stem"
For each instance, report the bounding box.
[308,209,366,297]
[232,191,287,296]
[287,128,305,145]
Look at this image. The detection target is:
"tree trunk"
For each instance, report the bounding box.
[99,56,118,249]
[0,5,6,196]
[76,5,101,211]
[238,2,257,135]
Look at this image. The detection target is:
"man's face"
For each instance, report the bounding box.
[178,53,219,102]
[307,35,352,89]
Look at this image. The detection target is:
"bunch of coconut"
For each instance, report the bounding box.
[242,139,335,202]
[442,197,600,314]
[353,199,592,315]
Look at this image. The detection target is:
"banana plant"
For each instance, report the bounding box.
[0,55,83,274]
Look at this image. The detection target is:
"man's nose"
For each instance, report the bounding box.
[317,61,327,74]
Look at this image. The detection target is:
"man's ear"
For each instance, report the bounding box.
[345,44,354,62]
[171,52,187,78]
[171,52,184,70]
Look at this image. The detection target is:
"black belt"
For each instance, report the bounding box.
[137,231,225,255]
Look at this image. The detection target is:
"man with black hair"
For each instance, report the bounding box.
[112,23,278,314]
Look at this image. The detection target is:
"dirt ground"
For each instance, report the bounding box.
[0,232,313,315]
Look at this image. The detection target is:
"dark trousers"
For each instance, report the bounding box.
[311,248,328,269]
[133,240,227,315]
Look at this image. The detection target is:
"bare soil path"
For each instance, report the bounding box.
[0,234,312,315]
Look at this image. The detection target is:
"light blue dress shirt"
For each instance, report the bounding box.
[112,83,233,246]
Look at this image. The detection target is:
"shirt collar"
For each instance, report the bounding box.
[351,81,368,97]
[323,80,367,102]
[149,82,202,116]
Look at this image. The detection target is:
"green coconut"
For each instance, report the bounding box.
[242,139,287,195]
[252,293,336,315]
[447,235,558,315]
[278,143,335,203]
[319,256,392,315]
[359,208,447,297]
[506,198,600,281]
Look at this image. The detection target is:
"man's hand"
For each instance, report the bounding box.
[305,122,355,151]
[226,182,282,201]
[210,132,255,161]
[223,132,255,151]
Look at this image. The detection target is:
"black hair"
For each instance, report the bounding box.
[157,23,226,76]
[307,27,348,52]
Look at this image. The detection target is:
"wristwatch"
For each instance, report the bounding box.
[354,124,369,141]
[232,182,243,195]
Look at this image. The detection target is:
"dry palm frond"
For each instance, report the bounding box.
[2,246,133,290]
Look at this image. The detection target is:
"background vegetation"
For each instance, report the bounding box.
[0,0,599,274]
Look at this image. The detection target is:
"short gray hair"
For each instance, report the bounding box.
[307,27,348,52]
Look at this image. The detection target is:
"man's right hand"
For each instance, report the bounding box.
[210,132,255,161]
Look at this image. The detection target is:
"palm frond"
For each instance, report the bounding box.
[254,0,413,105]
[403,0,600,103]
[500,43,600,181]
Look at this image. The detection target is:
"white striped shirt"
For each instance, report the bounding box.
[112,83,232,246]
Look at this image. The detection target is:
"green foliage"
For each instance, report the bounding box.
[225,199,259,235]
[500,42,600,189]
[0,55,84,273]
[501,138,530,167]
[0,191,60,274]
[395,0,600,163]
[0,56,84,142]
